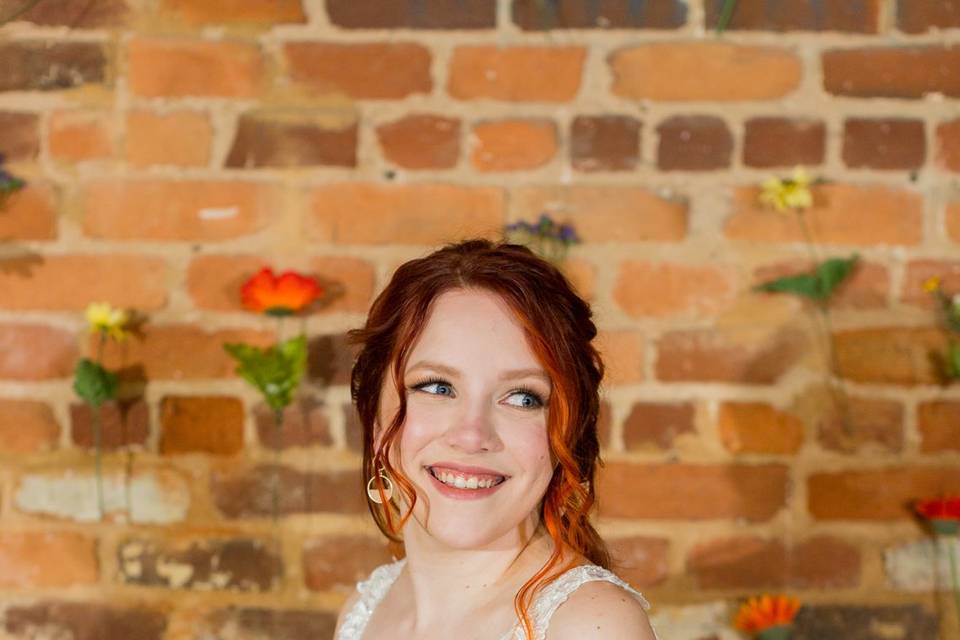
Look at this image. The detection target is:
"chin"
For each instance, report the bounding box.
[422,516,515,550]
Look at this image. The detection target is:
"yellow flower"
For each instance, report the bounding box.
[924,276,942,293]
[85,302,130,341]
[759,167,814,212]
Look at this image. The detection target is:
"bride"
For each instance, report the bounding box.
[335,239,659,640]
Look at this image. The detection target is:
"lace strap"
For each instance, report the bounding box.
[334,559,406,639]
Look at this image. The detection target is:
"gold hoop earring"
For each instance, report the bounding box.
[366,468,394,504]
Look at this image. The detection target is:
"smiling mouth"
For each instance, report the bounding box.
[425,466,507,490]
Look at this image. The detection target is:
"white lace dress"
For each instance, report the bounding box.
[335,559,658,640]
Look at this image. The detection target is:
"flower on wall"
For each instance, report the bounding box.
[924,276,960,382]
[913,496,960,629]
[241,268,323,317]
[504,213,580,264]
[759,167,813,212]
[734,594,801,640]
[0,154,25,210]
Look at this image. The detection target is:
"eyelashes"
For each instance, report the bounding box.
[409,376,547,410]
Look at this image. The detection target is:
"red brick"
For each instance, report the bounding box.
[936,119,960,172]
[303,535,393,593]
[513,0,687,30]
[796,390,904,454]
[376,114,460,170]
[309,183,503,244]
[562,258,595,301]
[0,184,57,241]
[809,467,960,520]
[0,112,39,161]
[160,0,305,24]
[833,327,947,386]
[611,43,800,101]
[70,401,149,451]
[226,111,357,168]
[656,327,806,384]
[608,537,669,589]
[571,115,640,172]
[753,259,890,309]
[285,42,431,100]
[0,532,97,587]
[509,185,687,243]
[0,324,77,380]
[48,111,113,162]
[129,38,263,98]
[82,180,275,242]
[0,255,166,310]
[99,325,274,380]
[311,256,376,313]
[949,201,960,242]
[657,116,732,171]
[0,42,107,92]
[614,261,734,318]
[203,608,334,640]
[743,118,826,168]
[917,400,960,453]
[344,402,363,452]
[897,0,960,33]
[842,119,925,170]
[901,259,960,308]
[718,402,804,455]
[254,400,332,450]
[705,0,881,32]
[0,0,128,26]
[622,402,694,450]
[126,111,212,168]
[596,330,645,386]
[448,46,585,102]
[725,184,924,246]
[0,399,60,454]
[597,462,788,521]
[307,333,358,386]
[470,119,557,172]
[160,396,244,455]
[823,46,960,99]
[790,536,861,589]
[3,602,167,640]
[327,0,494,28]
[211,465,364,517]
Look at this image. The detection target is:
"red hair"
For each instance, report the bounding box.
[348,239,610,637]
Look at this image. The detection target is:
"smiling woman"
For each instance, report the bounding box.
[338,239,658,640]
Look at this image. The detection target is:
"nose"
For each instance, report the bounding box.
[444,402,502,453]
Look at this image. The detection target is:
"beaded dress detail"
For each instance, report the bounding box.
[334,559,658,640]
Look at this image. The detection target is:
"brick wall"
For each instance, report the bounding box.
[0,1,958,638]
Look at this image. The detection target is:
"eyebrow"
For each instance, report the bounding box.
[407,360,550,384]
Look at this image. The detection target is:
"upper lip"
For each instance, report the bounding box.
[426,461,509,477]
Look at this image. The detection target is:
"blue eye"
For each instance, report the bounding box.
[412,378,455,397]
[505,389,545,410]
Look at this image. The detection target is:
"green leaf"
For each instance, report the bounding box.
[73,358,118,407]
[755,255,859,301]
[224,335,308,411]
[947,342,960,380]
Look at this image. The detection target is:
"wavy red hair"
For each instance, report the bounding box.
[348,239,610,637]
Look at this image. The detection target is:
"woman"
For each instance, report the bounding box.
[335,239,658,640]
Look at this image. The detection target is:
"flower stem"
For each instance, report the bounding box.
[716,0,737,33]
[949,535,960,630]
[92,404,105,519]
[272,407,283,522]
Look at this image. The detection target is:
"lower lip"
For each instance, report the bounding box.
[425,468,507,500]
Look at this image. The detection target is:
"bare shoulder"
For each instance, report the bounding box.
[545,580,656,640]
[333,587,361,637]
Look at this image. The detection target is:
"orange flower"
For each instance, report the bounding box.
[916,496,960,534]
[241,268,322,316]
[734,594,801,634]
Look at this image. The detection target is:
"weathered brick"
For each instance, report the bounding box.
[901,259,960,308]
[885,537,960,592]
[448,46,585,102]
[311,256,376,313]
[0,0,128,26]
[570,115,640,172]
[657,116,732,171]
[254,400,332,450]
[936,118,960,172]
[309,183,503,244]
[754,259,890,310]
[160,396,244,455]
[718,402,804,455]
[0,324,77,380]
[285,42,431,100]
[611,43,800,101]
[0,531,97,587]
[791,536,863,589]
[897,0,960,33]
[0,42,107,92]
[376,114,460,170]
[809,467,960,520]
[614,261,734,318]
[344,402,363,452]
[129,38,263,98]
[202,608,336,640]
[513,0,686,30]
[302,535,393,593]
[0,111,39,160]
[0,255,167,310]
[842,118,925,170]
[119,537,281,591]
[82,180,274,241]
[656,327,806,384]
[823,46,960,98]
[622,402,694,450]
[48,111,113,162]
[126,110,212,168]
[705,0,881,32]
[470,119,557,172]
[793,605,937,640]
[0,184,57,241]
[833,327,947,386]
[597,463,788,521]
[608,537,670,588]
[562,258,596,302]
[949,201,960,242]
[596,330,645,386]
[743,118,826,168]
[308,333,357,386]
[160,0,305,24]
[226,111,357,168]
[0,399,60,454]
[4,602,167,640]
[327,0,494,28]
[99,325,274,380]
[918,400,960,452]
[725,184,924,246]
[70,400,149,451]
[811,394,904,454]
[211,465,364,518]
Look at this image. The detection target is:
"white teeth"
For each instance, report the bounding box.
[466,477,478,489]
[454,476,467,488]
[430,468,503,490]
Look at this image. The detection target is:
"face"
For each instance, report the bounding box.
[376,288,555,551]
